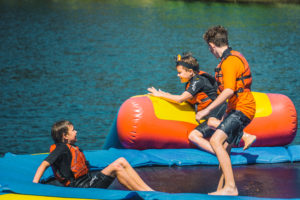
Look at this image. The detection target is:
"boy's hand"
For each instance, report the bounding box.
[196,109,210,121]
[147,87,162,97]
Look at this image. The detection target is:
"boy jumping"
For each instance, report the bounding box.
[198,25,256,196]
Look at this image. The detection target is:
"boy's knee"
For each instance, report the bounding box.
[188,130,203,141]
[103,158,129,177]
[207,118,220,128]
[115,157,130,167]
[188,131,195,141]
[110,163,125,175]
[210,137,217,147]
[210,129,228,148]
[210,134,222,147]
[207,118,214,127]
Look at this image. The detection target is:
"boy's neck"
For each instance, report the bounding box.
[188,72,197,81]
[218,46,229,58]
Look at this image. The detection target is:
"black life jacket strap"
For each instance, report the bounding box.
[194,97,213,113]
[233,88,244,97]
[194,103,199,113]
[236,74,251,81]
[201,97,210,102]
[215,68,221,73]
[236,74,251,85]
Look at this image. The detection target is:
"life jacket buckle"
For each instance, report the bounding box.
[234,88,244,97]
[215,68,221,72]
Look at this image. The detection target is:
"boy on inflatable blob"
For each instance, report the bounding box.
[147,52,256,155]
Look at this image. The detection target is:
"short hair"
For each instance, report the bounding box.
[176,52,199,73]
[203,25,228,47]
[51,120,73,143]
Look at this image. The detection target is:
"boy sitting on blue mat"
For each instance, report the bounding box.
[33,120,153,191]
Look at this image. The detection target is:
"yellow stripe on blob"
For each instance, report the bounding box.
[149,92,272,125]
[149,95,200,125]
[252,92,272,118]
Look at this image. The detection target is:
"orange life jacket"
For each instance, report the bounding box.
[50,143,89,186]
[186,71,217,112]
[215,50,252,95]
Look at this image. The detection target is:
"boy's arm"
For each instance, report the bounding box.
[196,60,237,121]
[148,87,192,104]
[196,88,234,121]
[33,160,50,183]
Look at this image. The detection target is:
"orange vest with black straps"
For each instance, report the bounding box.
[186,71,217,112]
[50,143,89,186]
[215,50,252,95]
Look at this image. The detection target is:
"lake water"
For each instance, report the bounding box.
[0,0,299,155]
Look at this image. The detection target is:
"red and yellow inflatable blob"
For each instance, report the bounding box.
[117,92,297,149]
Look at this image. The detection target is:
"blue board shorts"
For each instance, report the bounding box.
[217,110,251,146]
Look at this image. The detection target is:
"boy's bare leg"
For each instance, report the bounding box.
[209,118,256,151]
[189,117,225,155]
[121,158,154,191]
[188,130,215,154]
[207,117,221,130]
[102,157,153,191]
[217,172,224,191]
[216,141,230,191]
[209,130,238,196]
[242,132,256,150]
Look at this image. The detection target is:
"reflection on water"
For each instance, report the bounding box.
[0,0,299,155]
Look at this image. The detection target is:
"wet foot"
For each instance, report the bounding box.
[243,134,256,150]
[209,186,238,196]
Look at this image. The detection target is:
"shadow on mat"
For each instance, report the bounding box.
[231,152,259,164]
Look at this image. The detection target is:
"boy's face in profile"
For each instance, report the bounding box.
[63,125,77,145]
[176,65,194,83]
[208,42,219,59]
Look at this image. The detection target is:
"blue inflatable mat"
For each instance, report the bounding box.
[1,146,300,200]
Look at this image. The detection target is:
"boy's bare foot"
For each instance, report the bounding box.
[209,186,238,196]
[243,134,256,150]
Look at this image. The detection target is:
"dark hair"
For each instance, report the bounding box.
[203,25,228,47]
[51,120,73,143]
[176,52,199,73]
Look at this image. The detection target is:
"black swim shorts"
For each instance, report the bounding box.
[209,102,227,120]
[217,110,251,146]
[71,171,115,189]
[195,102,227,138]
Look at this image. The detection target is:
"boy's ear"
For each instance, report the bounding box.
[62,133,68,141]
[209,42,216,48]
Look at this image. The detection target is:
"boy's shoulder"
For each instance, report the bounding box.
[222,55,244,68]
[186,74,207,92]
[52,142,67,148]
[45,143,71,163]
[190,73,214,86]
[191,74,206,82]
[50,143,70,153]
